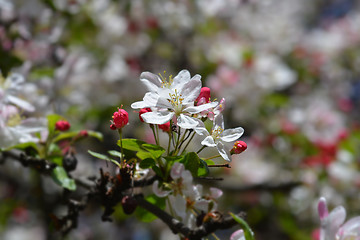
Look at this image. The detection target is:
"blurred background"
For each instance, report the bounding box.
[1,0,360,239]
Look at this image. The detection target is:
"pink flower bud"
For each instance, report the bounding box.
[230,141,247,155]
[318,197,328,221]
[196,87,211,104]
[112,108,129,129]
[55,120,71,131]
[139,108,152,122]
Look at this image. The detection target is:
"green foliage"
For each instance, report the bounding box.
[180,152,209,177]
[88,150,120,167]
[51,166,76,191]
[52,130,103,143]
[139,158,156,169]
[119,138,165,162]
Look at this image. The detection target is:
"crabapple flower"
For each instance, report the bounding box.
[317,197,360,240]
[201,97,225,121]
[0,73,35,112]
[111,108,129,129]
[152,162,222,226]
[195,114,244,161]
[131,70,218,129]
[0,105,46,149]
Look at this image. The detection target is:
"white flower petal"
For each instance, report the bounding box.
[194,121,210,136]
[141,111,174,125]
[336,216,360,240]
[152,180,171,197]
[171,162,185,180]
[7,95,35,112]
[214,114,224,130]
[14,118,46,133]
[177,114,200,129]
[230,229,245,240]
[324,206,346,240]
[210,187,223,199]
[201,136,216,147]
[181,169,193,184]
[184,101,218,114]
[180,78,202,103]
[156,96,173,109]
[221,127,244,142]
[140,72,162,92]
[169,195,187,220]
[194,199,210,212]
[131,92,159,109]
[172,70,191,90]
[217,142,231,161]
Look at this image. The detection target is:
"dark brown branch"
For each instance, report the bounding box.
[208,164,231,168]
[218,181,301,192]
[2,150,56,174]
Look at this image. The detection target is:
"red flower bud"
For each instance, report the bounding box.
[195,87,211,104]
[159,121,171,132]
[112,108,129,129]
[139,108,152,122]
[110,123,117,130]
[79,130,88,137]
[55,120,70,131]
[230,141,247,155]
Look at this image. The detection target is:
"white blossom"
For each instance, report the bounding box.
[195,114,244,161]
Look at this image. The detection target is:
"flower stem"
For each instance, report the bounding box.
[203,154,221,161]
[150,124,159,145]
[118,129,124,165]
[196,145,206,154]
[180,131,196,155]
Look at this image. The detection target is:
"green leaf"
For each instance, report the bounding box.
[53,131,79,142]
[152,166,164,178]
[5,142,39,152]
[142,144,165,159]
[181,152,201,177]
[164,156,183,162]
[108,150,122,158]
[88,150,121,168]
[135,194,166,222]
[87,130,103,141]
[139,158,156,169]
[230,212,255,240]
[51,166,76,191]
[47,114,63,134]
[197,159,209,177]
[136,151,154,160]
[119,139,147,152]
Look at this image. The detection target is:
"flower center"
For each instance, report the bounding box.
[159,72,174,89]
[168,89,184,115]
[6,113,22,127]
[211,126,224,140]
